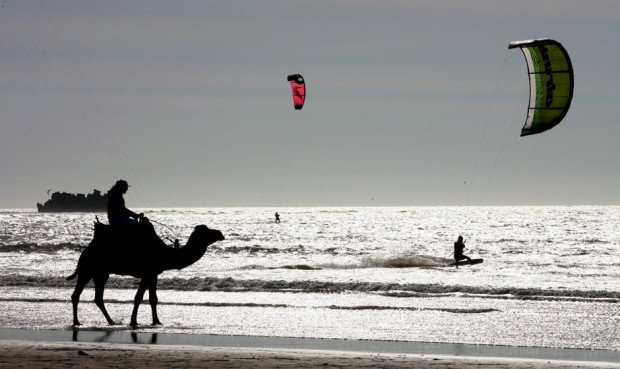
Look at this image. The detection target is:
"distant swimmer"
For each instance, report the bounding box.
[453,235,472,268]
[275,212,281,223]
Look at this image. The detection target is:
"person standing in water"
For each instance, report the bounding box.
[453,235,472,268]
[275,212,280,223]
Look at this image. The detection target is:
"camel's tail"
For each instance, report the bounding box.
[66,269,78,281]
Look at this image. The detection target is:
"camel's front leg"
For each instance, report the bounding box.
[70,273,91,326]
[130,278,149,327]
[93,274,116,325]
[148,276,161,325]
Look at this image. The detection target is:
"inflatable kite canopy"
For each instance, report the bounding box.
[287,74,305,110]
[509,39,574,137]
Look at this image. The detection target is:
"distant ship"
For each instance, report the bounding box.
[37,189,107,212]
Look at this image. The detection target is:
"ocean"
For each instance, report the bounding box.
[0,206,618,352]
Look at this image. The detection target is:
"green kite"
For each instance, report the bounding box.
[509,39,574,137]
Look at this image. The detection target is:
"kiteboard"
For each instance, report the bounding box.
[448,258,483,267]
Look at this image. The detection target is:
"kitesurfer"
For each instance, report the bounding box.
[453,235,472,268]
[107,180,143,226]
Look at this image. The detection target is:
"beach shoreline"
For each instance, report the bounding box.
[0,339,618,369]
[0,328,618,368]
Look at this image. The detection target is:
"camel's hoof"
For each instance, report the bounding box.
[129,322,138,328]
[152,321,162,326]
[72,322,81,327]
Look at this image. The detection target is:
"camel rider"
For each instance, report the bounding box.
[107,180,143,227]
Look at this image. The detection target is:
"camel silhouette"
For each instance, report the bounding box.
[66,220,225,326]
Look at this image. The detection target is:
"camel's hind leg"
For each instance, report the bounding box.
[71,273,90,326]
[93,274,116,325]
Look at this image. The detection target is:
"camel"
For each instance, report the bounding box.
[66,220,224,327]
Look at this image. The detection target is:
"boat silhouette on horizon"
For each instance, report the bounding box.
[37,189,107,212]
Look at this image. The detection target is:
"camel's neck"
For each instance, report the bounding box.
[162,235,209,271]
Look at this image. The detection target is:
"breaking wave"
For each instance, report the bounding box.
[1,275,618,302]
[0,242,85,253]
[209,244,308,255]
[326,305,499,313]
[0,242,366,257]
[0,297,497,313]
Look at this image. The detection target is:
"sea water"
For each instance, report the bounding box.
[0,207,618,351]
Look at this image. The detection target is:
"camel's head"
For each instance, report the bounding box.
[191,225,225,246]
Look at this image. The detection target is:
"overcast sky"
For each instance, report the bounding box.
[1,1,619,208]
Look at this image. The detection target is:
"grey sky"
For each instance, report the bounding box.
[1,1,619,208]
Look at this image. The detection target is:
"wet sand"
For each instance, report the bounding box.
[0,339,618,369]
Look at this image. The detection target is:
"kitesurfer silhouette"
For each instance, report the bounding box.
[107,180,143,226]
[453,235,472,268]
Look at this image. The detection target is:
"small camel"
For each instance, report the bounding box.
[66,221,224,326]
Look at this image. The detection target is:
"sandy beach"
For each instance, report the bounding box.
[0,340,617,369]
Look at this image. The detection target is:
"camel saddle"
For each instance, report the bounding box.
[92,218,160,249]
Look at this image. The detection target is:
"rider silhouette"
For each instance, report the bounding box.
[107,180,143,226]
